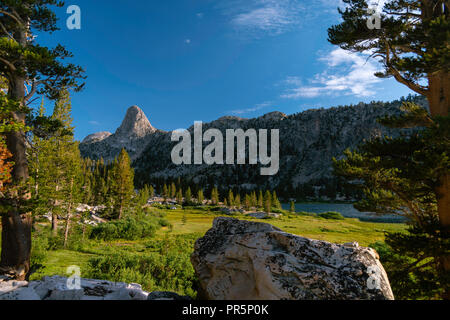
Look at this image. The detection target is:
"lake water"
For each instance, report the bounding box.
[281,203,406,223]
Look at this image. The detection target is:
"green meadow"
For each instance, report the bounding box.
[25,207,406,297]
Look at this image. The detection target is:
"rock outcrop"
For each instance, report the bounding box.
[82,131,112,144]
[0,276,187,300]
[191,217,394,300]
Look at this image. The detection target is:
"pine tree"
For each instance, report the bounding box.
[108,149,134,219]
[176,188,183,204]
[0,1,85,279]
[185,187,192,205]
[328,1,450,296]
[136,185,150,210]
[29,90,82,246]
[62,144,82,249]
[234,194,241,208]
[258,190,264,209]
[251,191,257,208]
[197,189,204,205]
[244,194,251,211]
[264,191,272,214]
[228,189,234,207]
[272,191,281,209]
[290,201,296,213]
[169,182,176,198]
[149,185,155,198]
[334,103,450,299]
[32,90,78,235]
[162,184,168,202]
[210,187,219,205]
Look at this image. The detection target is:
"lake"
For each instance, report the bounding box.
[281,202,406,223]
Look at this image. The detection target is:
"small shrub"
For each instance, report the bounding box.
[318,211,345,220]
[86,233,200,297]
[89,217,159,241]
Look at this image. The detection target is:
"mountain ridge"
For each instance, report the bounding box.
[79,96,427,198]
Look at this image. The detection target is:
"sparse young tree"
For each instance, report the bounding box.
[108,149,134,219]
[136,185,150,210]
[175,188,182,204]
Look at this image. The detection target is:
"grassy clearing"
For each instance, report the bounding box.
[157,209,406,246]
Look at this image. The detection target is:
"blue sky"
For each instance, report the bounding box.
[36,0,413,141]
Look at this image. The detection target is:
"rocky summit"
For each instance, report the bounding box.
[80,105,162,161]
[191,217,395,300]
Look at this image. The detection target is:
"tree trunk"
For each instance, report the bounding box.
[427,71,450,299]
[52,184,60,236]
[436,173,450,300]
[63,209,71,249]
[427,72,450,117]
[63,178,74,249]
[51,212,58,236]
[0,23,33,280]
[1,91,32,280]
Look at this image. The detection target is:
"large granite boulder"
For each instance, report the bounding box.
[191,217,394,300]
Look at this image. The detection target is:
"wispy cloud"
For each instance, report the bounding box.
[89,121,100,126]
[281,48,383,99]
[230,101,272,115]
[221,0,303,37]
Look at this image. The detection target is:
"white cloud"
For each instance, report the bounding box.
[281,48,383,99]
[230,101,272,115]
[185,39,191,44]
[89,121,100,126]
[223,0,303,37]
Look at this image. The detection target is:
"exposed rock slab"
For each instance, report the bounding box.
[0,276,181,300]
[191,217,394,300]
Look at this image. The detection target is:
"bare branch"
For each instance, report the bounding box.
[0,56,16,72]
[384,42,428,96]
[0,10,24,28]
